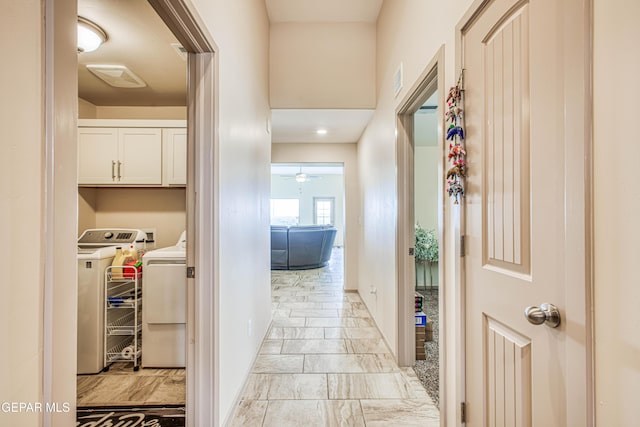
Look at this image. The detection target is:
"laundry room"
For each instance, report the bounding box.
[75,0,188,408]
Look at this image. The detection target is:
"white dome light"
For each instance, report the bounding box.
[78,17,107,53]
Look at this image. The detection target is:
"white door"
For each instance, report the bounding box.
[462,0,590,425]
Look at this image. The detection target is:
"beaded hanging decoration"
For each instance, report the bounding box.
[446,72,466,204]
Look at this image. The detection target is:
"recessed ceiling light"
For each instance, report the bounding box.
[316,129,328,135]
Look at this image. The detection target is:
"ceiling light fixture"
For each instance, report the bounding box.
[316,129,328,135]
[77,17,108,53]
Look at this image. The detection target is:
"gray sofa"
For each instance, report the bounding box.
[271,225,337,270]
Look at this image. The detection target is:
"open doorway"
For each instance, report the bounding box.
[412,90,440,406]
[44,0,217,424]
[75,0,188,412]
[395,46,445,413]
[270,163,346,276]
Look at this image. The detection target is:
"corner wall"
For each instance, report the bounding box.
[357,0,474,423]
[593,0,640,424]
[189,1,272,424]
[0,3,46,426]
[272,143,360,290]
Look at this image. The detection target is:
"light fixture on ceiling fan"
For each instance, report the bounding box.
[281,167,322,183]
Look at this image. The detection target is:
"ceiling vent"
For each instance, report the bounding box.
[86,64,147,88]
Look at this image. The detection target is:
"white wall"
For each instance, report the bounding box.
[189,1,272,424]
[414,112,439,230]
[272,143,360,290]
[270,23,376,108]
[593,0,640,424]
[415,112,440,286]
[271,174,345,246]
[357,0,473,423]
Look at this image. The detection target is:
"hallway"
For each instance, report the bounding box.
[227,250,439,426]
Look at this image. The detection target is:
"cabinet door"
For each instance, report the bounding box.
[78,128,119,185]
[118,128,162,185]
[162,128,187,186]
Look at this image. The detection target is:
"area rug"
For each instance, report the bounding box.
[77,405,185,427]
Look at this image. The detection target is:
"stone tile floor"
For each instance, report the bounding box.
[227,249,440,426]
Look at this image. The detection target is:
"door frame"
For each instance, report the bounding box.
[44,1,220,426]
[455,0,595,424]
[395,46,447,420]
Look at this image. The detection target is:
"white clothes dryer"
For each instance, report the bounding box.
[141,231,186,368]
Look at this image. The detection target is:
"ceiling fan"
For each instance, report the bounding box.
[281,168,323,183]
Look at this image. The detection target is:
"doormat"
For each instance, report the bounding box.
[77,405,185,427]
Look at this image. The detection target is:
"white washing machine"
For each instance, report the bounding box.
[142,231,186,368]
[77,228,147,374]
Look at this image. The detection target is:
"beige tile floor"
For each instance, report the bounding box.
[228,248,440,427]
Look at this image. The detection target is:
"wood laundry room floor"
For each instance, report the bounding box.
[77,363,185,407]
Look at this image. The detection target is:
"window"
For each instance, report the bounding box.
[270,199,299,226]
[314,197,335,225]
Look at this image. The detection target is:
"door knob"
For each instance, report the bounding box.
[524,303,561,328]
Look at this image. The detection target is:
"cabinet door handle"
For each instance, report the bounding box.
[112,161,116,180]
[117,161,122,180]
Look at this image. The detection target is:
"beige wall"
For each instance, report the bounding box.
[273,143,360,291]
[0,3,46,426]
[78,98,186,120]
[594,0,640,423]
[270,23,376,108]
[358,0,473,422]
[78,188,97,235]
[79,98,97,118]
[190,0,272,424]
[95,106,187,120]
[2,0,78,425]
[78,188,186,248]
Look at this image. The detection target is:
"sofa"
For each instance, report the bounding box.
[271,225,337,270]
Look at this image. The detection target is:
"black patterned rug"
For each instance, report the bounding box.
[77,406,185,426]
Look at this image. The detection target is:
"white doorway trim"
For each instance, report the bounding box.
[395,46,447,423]
[147,2,220,425]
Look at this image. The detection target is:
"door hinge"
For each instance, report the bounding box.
[460,235,466,257]
[409,247,415,256]
[461,402,467,423]
[187,266,195,278]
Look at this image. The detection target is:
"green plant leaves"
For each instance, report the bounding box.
[415,225,439,262]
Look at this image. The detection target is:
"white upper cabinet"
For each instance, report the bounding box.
[118,128,162,184]
[78,127,119,185]
[78,120,186,187]
[162,128,187,186]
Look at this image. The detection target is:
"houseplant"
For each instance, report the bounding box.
[415,225,439,287]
